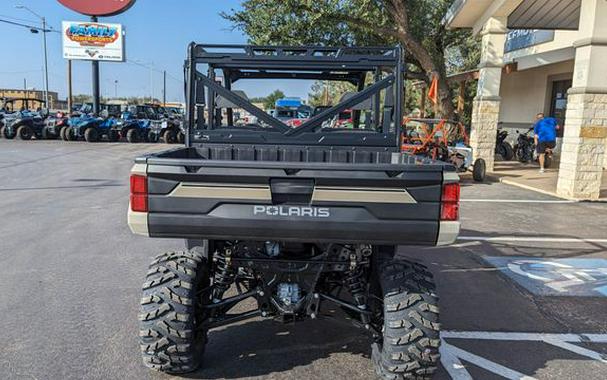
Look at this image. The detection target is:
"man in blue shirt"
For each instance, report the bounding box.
[533,113,559,173]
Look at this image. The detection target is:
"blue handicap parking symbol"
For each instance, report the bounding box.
[484,257,607,297]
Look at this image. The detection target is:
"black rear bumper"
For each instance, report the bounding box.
[149,212,438,245]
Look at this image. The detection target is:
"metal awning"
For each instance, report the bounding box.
[508,0,581,30]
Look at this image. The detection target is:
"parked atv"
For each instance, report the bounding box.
[148,117,185,143]
[115,117,153,143]
[495,128,514,161]
[67,111,119,142]
[1,109,48,140]
[42,111,70,140]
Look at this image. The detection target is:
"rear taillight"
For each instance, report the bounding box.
[130,174,148,212]
[441,183,460,221]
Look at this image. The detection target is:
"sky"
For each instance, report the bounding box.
[0,0,312,103]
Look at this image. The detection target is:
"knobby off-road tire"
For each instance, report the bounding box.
[126,129,139,143]
[163,130,176,144]
[66,127,77,141]
[372,260,441,380]
[2,125,15,139]
[107,129,119,142]
[84,128,99,143]
[472,158,486,182]
[139,250,210,374]
[148,131,159,143]
[16,125,33,140]
[60,126,68,141]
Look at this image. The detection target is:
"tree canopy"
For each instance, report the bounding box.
[261,89,286,109]
[222,0,479,119]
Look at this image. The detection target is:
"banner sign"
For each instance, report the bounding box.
[505,29,555,53]
[62,21,124,61]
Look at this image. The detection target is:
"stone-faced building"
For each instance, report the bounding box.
[445,0,607,199]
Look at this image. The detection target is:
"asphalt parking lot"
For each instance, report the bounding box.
[1,140,606,380]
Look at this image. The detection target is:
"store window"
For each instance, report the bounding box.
[549,79,572,137]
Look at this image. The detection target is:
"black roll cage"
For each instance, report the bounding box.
[184,43,405,149]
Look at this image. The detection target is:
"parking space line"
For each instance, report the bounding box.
[441,331,607,380]
[441,341,538,380]
[459,236,607,244]
[543,338,607,363]
[439,343,474,380]
[442,331,607,343]
[461,199,576,204]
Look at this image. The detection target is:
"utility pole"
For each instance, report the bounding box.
[67,60,73,111]
[42,16,49,108]
[149,64,154,103]
[163,70,166,106]
[16,5,49,109]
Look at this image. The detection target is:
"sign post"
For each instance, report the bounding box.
[91,16,100,114]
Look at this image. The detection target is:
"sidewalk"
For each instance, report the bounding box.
[490,161,607,201]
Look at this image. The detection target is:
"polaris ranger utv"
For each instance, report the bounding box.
[128,44,460,379]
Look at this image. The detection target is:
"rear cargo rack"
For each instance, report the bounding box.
[184,43,406,150]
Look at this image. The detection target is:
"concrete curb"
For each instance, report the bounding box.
[487,173,607,203]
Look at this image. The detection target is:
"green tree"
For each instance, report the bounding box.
[263,89,286,109]
[72,94,92,104]
[308,81,356,107]
[222,0,478,119]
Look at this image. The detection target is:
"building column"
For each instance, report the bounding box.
[557,0,607,199]
[469,17,507,171]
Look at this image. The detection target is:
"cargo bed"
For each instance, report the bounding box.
[128,147,459,246]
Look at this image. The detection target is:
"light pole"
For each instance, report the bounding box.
[16,5,49,109]
[114,80,118,98]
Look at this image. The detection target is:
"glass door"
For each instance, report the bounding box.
[549,79,572,137]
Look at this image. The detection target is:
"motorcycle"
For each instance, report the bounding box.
[514,128,553,168]
[495,128,514,161]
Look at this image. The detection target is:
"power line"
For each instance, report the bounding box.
[0,17,58,33]
[0,14,39,24]
[0,69,43,75]
[125,59,183,83]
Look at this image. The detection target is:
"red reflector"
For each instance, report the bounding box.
[441,203,459,221]
[130,194,148,212]
[130,174,147,194]
[442,183,460,202]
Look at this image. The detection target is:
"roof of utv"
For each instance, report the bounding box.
[190,44,400,72]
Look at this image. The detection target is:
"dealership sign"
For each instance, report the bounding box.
[504,29,555,53]
[62,21,124,62]
[58,0,136,16]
